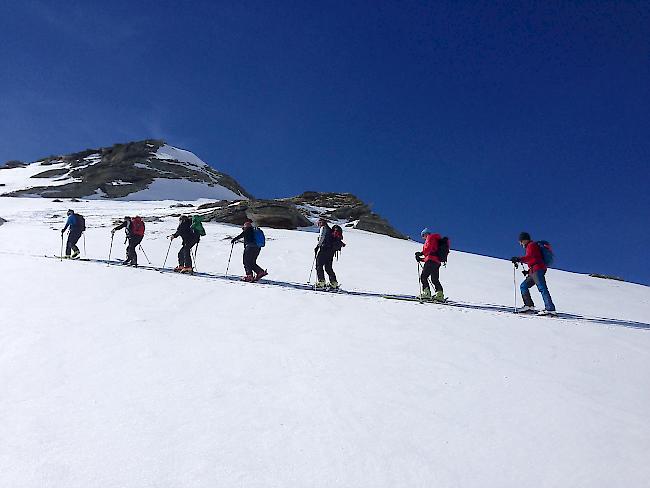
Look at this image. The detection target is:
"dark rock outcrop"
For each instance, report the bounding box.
[0,217,6,226]
[1,160,27,169]
[201,200,311,229]
[3,140,251,199]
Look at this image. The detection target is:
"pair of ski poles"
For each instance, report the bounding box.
[107,233,152,266]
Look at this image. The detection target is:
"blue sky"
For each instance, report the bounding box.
[1,1,649,284]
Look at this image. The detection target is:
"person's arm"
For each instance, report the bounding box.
[62,215,74,233]
[519,242,538,265]
[112,221,127,233]
[231,230,245,243]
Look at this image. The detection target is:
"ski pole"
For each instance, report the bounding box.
[307,251,316,284]
[417,261,423,297]
[60,233,64,261]
[83,232,86,257]
[513,264,518,313]
[162,238,173,269]
[225,242,234,275]
[108,234,114,265]
[139,244,152,265]
[193,242,199,271]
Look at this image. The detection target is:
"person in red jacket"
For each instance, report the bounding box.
[415,228,445,301]
[511,231,556,315]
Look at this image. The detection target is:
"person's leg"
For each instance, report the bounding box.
[324,250,337,283]
[316,250,326,282]
[126,238,136,264]
[177,247,184,266]
[520,274,536,307]
[65,235,73,256]
[430,262,443,292]
[532,270,556,311]
[243,247,254,276]
[250,247,264,275]
[420,261,433,291]
[68,232,81,256]
[184,244,193,268]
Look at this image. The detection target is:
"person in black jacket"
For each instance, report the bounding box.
[111,216,143,266]
[314,217,338,290]
[168,215,199,273]
[231,218,267,282]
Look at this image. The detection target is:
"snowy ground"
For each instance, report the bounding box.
[1,197,649,487]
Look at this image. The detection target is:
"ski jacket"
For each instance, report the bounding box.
[113,218,132,236]
[233,226,257,248]
[422,233,442,264]
[520,241,547,273]
[173,219,198,245]
[316,224,332,249]
[62,214,81,233]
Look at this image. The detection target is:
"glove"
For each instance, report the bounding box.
[522,269,529,276]
[231,239,236,245]
[415,251,424,263]
[510,257,520,264]
[61,229,65,235]
[111,229,115,236]
[314,246,319,255]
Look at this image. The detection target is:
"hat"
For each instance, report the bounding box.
[518,232,531,242]
[420,228,431,237]
[67,209,74,215]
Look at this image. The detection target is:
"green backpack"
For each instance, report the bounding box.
[191,215,206,236]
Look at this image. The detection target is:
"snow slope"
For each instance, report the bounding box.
[1,197,649,488]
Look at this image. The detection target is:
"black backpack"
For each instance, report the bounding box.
[75,213,86,232]
[436,236,450,263]
[331,224,345,252]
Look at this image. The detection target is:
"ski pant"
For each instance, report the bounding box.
[521,269,556,311]
[125,235,143,264]
[243,245,264,276]
[178,240,197,268]
[316,248,337,283]
[66,230,82,256]
[421,260,443,292]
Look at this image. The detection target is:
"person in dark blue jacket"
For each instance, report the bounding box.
[61,209,84,259]
[231,218,267,282]
[169,215,199,273]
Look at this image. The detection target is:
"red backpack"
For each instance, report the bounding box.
[131,216,145,237]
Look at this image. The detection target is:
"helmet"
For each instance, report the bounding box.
[420,228,431,237]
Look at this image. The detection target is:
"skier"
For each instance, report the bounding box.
[415,228,445,301]
[314,217,338,290]
[169,215,199,273]
[231,218,267,282]
[111,216,145,266]
[61,209,84,259]
[511,232,557,316]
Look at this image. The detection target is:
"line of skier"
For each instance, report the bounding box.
[60,210,556,315]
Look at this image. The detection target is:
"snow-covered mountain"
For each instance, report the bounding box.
[1,141,407,239]
[1,197,649,488]
[0,140,249,200]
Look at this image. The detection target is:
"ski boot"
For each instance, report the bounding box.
[241,274,254,282]
[418,288,432,300]
[433,290,446,302]
[516,305,536,313]
[537,309,558,317]
[314,280,327,290]
[254,270,268,282]
[173,265,183,272]
[328,281,340,292]
[70,250,81,260]
[180,266,194,274]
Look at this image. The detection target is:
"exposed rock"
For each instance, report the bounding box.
[1,160,27,169]
[3,140,251,199]
[52,199,63,202]
[170,203,195,208]
[0,217,6,226]
[589,273,626,282]
[355,214,408,239]
[70,198,82,202]
[201,200,311,229]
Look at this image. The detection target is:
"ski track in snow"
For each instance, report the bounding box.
[1,197,649,488]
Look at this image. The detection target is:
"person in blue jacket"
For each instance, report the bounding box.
[61,209,84,259]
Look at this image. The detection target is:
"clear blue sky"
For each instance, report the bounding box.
[1,1,648,284]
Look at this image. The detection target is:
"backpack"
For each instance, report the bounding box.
[254,227,265,247]
[537,240,554,267]
[436,236,450,263]
[331,224,345,252]
[191,215,206,237]
[74,213,86,232]
[131,216,145,237]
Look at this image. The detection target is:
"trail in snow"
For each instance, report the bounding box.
[33,252,650,330]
